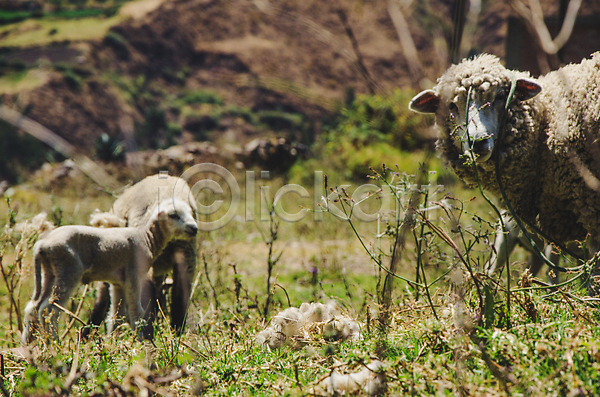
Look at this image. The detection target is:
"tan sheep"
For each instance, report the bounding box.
[84,174,198,338]
[22,198,198,344]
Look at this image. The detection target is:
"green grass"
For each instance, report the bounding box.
[0,16,123,47]
[0,69,50,95]
[0,0,161,48]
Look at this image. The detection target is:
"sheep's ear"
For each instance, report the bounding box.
[514,78,541,101]
[409,90,440,113]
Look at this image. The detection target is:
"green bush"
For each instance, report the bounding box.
[214,105,257,124]
[135,107,168,149]
[257,110,304,131]
[330,89,432,151]
[289,89,434,182]
[166,122,182,136]
[103,31,129,60]
[62,69,82,90]
[181,90,223,105]
[94,133,125,162]
[0,10,31,25]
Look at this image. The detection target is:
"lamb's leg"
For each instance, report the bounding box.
[170,242,196,334]
[22,252,48,345]
[139,277,157,340]
[22,300,39,345]
[38,269,80,340]
[124,275,146,341]
[107,285,126,334]
[81,282,111,340]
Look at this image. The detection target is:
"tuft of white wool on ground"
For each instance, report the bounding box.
[256,301,360,350]
[316,360,386,396]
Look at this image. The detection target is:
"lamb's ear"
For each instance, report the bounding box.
[409,90,440,113]
[156,208,167,220]
[514,78,541,101]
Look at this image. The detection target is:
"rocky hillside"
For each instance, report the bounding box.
[1,0,598,182]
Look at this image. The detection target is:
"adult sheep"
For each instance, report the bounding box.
[409,53,600,270]
[85,174,198,338]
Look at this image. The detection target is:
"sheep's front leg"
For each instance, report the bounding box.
[124,275,146,341]
[81,282,111,339]
[107,285,126,334]
[38,273,79,341]
[171,241,197,334]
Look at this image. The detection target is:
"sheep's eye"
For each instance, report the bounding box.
[448,102,459,114]
[168,213,180,220]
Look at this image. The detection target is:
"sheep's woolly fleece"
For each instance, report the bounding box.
[412,52,600,246]
[256,302,360,350]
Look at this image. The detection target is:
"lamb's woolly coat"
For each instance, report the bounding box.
[22,198,198,343]
[87,174,198,335]
[410,53,600,246]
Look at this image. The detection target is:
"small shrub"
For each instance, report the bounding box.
[62,69,82,90]
[257,110,304,131]
[213,105,257,124]
[94,133,125,162]
[102,5,119,17]
[166,122,183,137]
[103,31,129,60]
[332,89,432,151]
[181,90,223,106]
[0,10,32,25]
[8,58,26,71]
[183,113,218,140]
[133,107,167,148]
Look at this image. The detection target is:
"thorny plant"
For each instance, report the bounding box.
[0,197,40,334]
[321,166,488,341]
[257,195,283,322]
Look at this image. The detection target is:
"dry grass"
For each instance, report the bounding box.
[1,164,599,396]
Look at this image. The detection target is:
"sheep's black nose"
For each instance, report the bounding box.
[187,224,198,236]
[472,138,493,157]
[472,139,488,154]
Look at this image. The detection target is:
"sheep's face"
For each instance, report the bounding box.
[409,54,541,164]
[446,90,507,162]
[155,199,198,239]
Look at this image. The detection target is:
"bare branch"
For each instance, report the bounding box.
[388,0,423,80]
[458,0,481,60]
[510,0,582,55]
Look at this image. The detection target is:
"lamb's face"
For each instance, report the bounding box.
[409,54,541,164]
[155,199,198,239]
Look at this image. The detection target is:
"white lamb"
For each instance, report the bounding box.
[409,53,600,275]
[21,198,198,344]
